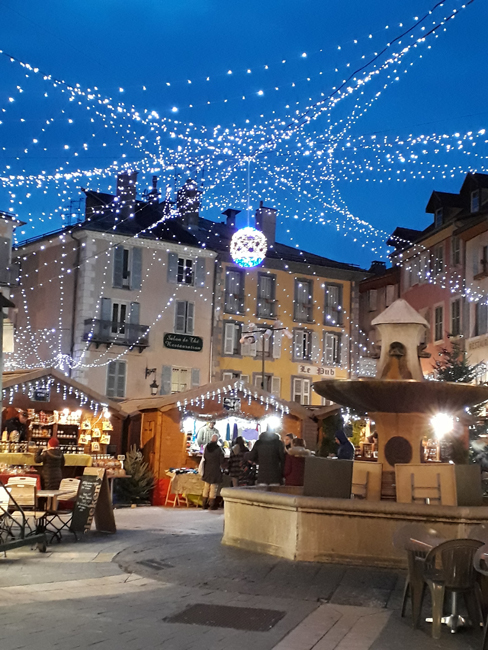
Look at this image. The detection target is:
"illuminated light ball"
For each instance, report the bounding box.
[230,227,267,268]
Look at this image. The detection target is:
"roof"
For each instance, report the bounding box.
[194,216,366,274]
[2,368,126,414]
[371,299,429,327]
[121,379,313,419]
[387,227,423,250]
[425,191,465,213]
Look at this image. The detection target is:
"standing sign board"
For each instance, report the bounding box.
[70,467,116,535]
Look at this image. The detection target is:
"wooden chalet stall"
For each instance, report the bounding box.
[0,368,127,480]
[122,380,317,505]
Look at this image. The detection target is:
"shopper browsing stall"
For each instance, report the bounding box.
[35,437,65,489]
[201,433,224,510]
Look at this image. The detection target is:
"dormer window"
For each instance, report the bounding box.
[471,190,480,213]
[434,207,443,228]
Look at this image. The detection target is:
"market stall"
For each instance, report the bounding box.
[122,379,317,505]
[0,368,128,486]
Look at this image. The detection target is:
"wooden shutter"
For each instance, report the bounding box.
[100,298,112,339]
[186,302,195,335]
[191,368,200,387]
[130,247,142,290]
[223,322,236,355]
[106,361,117,397]
[272,329,282,359]
[167,252,178,283]
[237,272,245,313]
[302,379,311,405]
[324,333,334,365]
[116,362,127,398]
[311,331,320,363]
[113,246,124,288]
[175,301,187,334]
[271,376,281,396]
[195,258,206,287]
[129,302,140,324]
[160,365,172,395]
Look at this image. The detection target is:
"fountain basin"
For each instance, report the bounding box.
[221,486,488,568]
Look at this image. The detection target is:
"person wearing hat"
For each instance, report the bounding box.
[4,408,29,442]
[35,438,65,490]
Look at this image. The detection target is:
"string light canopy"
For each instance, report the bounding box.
[230,226,267,268]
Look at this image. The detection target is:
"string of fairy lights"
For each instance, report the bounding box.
[1,0,487,391]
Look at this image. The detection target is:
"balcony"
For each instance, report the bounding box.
[83,319,150,352]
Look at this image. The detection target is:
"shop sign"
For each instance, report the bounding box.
[223,397,241,411]
[298,364,336,378]
[163,333,203,352]
[32,387,51,402]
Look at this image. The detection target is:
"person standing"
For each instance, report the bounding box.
[284,438,311,486]
[201,433,224,510]
[197,421,219,447]
[4,408,29,442]
[246,431,285,485]
[335,430,355,460]
[227,436,248,487]
[284,433,295,451]
[35,437,65,489]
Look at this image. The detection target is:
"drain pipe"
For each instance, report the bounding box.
[69,232,81,378]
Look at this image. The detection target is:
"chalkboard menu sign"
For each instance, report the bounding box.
[70,468,116,535]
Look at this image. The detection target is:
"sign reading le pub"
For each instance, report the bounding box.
[298,364,336,378]
[163,333,203,352]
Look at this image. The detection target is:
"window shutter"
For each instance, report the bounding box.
[100,298,112,338]
[302,379,311,405]
[240,374,249,384]
[195,257,206,287]
[222,372,233,382]
[129,302,140,324]
[336,285,343,324]
[191,368,200,388]
[116,362,127,398]
[238,273,245,314]
[167,252,178,283]
[324,333,333,365]
[175,301,187,334]
[224,323,236,355]
[186,302,195,335]
[272,329,282,359]
[130,247,142,290]
[271,376,281,396]
[338,334,345,366]
[311,331,320,363]
[106,361,117,397]
[113,246,124,288]
[160,365,172,395]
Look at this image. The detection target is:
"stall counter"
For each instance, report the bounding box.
[0,453,93,467]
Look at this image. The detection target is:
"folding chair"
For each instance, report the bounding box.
[7,476,38,488]
[411,472,441,505]
[352,471,369,499]
[8,484,47,541]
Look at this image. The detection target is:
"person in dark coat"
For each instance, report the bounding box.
[35,437,65,489]
[227,436,249,487]
[246,431,285,485]
[335,430,355,460]
[284,438,311,486]
[4,409,29,442]
[201,434,224,510]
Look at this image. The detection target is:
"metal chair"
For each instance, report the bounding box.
[474,545,488,650]
[7,484,47,541]
[420,539,483,639]
[43,478,80,543]
[393,523,444,627]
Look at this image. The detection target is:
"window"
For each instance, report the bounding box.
[386,284,396,306]
[294,279,313,322]
[222,371,241,381]
[451,299,461,337]
[174,301,194,334]
[433,245,444,276]
[410,257,420,286]
[476,303,488,337]
[451,237,461,266]
[403,265,411,291]
[113,246,142,290]
[368,289,377,312]
[177,257,194,285]
[323,332,341,365]
[324,283,342,325]
[480,245,488,277]
[434,207,443,228]
[223,321,241,356]
[471,190,480,213]
[434,305,443,342]
[253,373,273,391]
[106,360,127,398]
[225,269,245,314]
[292,377,311,405]
[111,302,128,334]
[420,252,430,283]
[293,329,312,361]
[257,273,276,318]
[171,367,190,393]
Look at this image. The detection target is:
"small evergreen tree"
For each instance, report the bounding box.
[317,413,341,457]
[433,341,480,383]
[114,446,156,505]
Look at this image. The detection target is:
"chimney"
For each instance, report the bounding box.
[255,200,277,245]
[368,260,387,275]
[148,175,159,201]
[116,171,138,219]
[222,208,240,230]
[177,178,200,230]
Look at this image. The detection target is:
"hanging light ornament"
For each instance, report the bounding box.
[230,226,267,268]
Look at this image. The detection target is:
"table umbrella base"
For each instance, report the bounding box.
[425,614,468,633]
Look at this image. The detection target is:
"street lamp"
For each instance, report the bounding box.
[150,379,159,396]
[240,322,292,390]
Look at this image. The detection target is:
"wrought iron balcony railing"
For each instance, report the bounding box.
[83,319,149,351]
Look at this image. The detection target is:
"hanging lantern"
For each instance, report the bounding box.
[230,227,267,268]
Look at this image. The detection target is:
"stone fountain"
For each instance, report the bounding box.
[221,300,488,568]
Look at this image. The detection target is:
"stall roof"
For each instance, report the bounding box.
[121,380,313,420]
[2,368,127,415]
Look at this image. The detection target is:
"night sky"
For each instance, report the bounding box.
[1,0,487,267]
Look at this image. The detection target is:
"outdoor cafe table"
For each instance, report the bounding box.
[37,489,72,511]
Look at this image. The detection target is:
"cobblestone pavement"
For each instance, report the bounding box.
[0,507,482,649]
